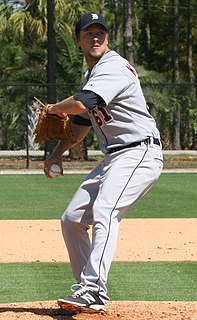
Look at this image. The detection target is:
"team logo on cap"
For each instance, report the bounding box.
[91,13,99,20]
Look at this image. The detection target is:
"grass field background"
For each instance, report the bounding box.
[0,173,197,219]
[0,262,196,304]
[0,172,196,304]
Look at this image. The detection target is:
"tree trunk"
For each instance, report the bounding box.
[187,0,195,149]
[44,0,57,159]
[99,0,105,14]
[187,0,194,83]
[172,0,181,150]
[0,115,3,148]
[172,103,181,150]
[172,0,179,83]
[111,0,122,54]
[123,0,134,64]
[143,0,151,69]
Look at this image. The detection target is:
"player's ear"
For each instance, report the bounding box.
[105,32,109,46]
[75,37,81,50]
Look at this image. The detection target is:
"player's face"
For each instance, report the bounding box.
[76,25,109,67]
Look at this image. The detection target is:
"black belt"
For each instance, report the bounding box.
[108,137,160,154]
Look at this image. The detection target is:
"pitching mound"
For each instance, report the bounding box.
[0,300,197,320]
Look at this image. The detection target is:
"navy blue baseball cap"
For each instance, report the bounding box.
[75,12,108,36]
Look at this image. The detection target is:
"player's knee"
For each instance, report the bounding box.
[61,210,76,225]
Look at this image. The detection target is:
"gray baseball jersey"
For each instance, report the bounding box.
[80,50,160,154]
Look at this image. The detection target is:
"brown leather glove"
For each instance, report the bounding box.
[33,97,77,144]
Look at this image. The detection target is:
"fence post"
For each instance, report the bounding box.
[25,85,29,169]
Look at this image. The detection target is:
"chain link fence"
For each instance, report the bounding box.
[0,83,197,171]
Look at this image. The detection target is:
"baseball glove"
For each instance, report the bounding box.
[33,97,77,144]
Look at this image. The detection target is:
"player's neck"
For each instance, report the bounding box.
[86,48,111,69]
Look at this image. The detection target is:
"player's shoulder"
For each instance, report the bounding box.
[100,50,124,66]
[99,51,138,77]
[94,51,123,73]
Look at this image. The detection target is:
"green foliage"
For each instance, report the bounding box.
[137,67,172,139]
[136,1,174,73]
[56,27,85,89]
[1,104,24,149]
[55,0,99,34]
[0,87,27,149]
[0,0,197,150]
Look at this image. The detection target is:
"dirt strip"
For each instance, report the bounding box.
[0,219,196,263]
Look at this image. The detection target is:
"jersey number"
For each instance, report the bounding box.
[92,106,113,127]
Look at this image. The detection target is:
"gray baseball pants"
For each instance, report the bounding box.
[61,142,163,304]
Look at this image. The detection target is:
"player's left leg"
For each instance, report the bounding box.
[79,143,163,303]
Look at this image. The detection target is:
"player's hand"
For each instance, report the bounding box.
[44,154,63,179]
[46,104,67,118]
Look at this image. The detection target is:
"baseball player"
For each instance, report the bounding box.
[44,12,163,313]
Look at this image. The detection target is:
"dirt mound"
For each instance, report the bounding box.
[0,300,197,320]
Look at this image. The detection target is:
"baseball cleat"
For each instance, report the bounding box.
[57,287,106,314]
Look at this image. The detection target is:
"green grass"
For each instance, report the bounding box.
[0,173,197,219]
[0,174,81,219]
[0,171,196,306]
[109,262,197,301]
[0,262,196,303]
[126,173,197,218]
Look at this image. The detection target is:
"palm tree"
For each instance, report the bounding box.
[1,0,100,157]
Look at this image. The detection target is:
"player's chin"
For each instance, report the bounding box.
[89,49,103,59]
